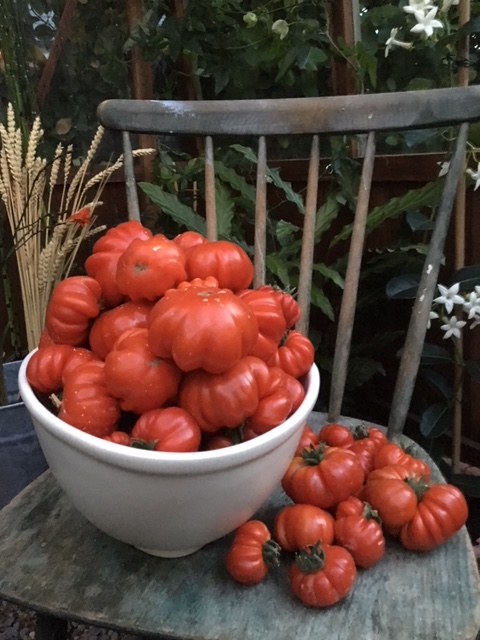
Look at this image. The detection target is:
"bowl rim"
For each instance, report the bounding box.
[19,352,320,474]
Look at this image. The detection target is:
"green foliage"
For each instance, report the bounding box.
[128,0,332,101]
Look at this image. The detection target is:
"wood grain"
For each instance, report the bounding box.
[0,414,479,640]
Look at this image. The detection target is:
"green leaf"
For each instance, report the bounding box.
[275,220,300,246]
[266,254,291,289]
[347,356,385,389]
[267,167,305,214]
[420,343,452,365]
[452,264,480,291]
[385,274,419,299]
[331,181,443,247]
[315,194,341,242]
[447,473,480,498]
[139,182,206,235]
[310,284,334,321]
[230,144,305,213]
[465,360,480,384]
[406,210,434,231]
[214,160,256,211]
[420,369,453,399]
[214,180,234,238]
[312,262,344,289]
[419,403,452,438]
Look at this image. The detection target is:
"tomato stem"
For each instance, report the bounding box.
[262,539,281,568]
[294,542,325,574]
[300,443,325,465]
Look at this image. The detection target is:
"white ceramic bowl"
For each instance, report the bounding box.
[19,352,320,557]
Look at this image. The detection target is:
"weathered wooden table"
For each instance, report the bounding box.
[1,417,480,640]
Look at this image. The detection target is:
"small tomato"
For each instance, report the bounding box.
[225,520,280,585]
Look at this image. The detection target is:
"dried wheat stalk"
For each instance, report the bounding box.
[0,103,155,351]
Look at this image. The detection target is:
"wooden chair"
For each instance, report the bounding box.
[1,87,480,640]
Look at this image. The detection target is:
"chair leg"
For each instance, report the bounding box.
[35,612,68,640]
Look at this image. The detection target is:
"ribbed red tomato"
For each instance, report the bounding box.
[148,286,258,374]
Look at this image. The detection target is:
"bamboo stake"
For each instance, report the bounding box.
[452,0,471,475]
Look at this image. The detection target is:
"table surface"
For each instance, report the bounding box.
[1,415,480,640]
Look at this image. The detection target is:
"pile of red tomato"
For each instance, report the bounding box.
[225,422,469,608]
[26,220,315,452]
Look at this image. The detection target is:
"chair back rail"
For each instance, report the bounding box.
[97,86,480,436]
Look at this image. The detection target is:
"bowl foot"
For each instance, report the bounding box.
[135,545,202,558]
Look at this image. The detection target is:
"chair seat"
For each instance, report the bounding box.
[1,412,479,640]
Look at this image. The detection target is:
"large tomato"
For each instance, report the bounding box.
[148,286,258,374]
[131,407,202,453]
[361,476,418,535]
[348,425,387,477]
[91,219,152,254]
[243,366,293,439]
[257,285,301,329]
[268,330,314,378]
[236,288,287,361]
[116,234,187,301]
[289,543,356,607]
[104,327,181,414]
[225,520,280,585]
[173,230,207,251]
[178,356,269,432]
[89,300,153,360]
[59,360,120,437]
[26,344,76,393]
[281,444,365,510]
[185,240,254,291]
[374,442,431,481]
[274,504,335,551]
[334,497,385,569]
[26,345,97,394]
[84,250,125,309]
[45,276,102,346]
[318,423,354,448]
[399,482,468,551]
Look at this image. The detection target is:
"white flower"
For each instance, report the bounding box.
[440,316,466,339]
[427,310,439,328]
[385,28,414,57]
[243,12,257,28]
[434,283,464,314]
[466,162,480,191]
[438,161,449,177]
[470,315,480,330]
[463,291,480,319]
[271,19,289,40]
[403,0,435,14]
[410,8,444,38]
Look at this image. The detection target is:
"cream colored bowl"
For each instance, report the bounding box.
[19,352,320,557]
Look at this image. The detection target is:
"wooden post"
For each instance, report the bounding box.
[326,0,360,96]
[452,0,471,475]
[125,0,156,184]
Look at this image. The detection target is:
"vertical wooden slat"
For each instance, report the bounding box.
[387,123,469,438]
[204,135,217,241]
[122,131,141,222]
[452,0,471,473]
[296,135,320,337]
[253,136,267,287]
[328,131,376,422]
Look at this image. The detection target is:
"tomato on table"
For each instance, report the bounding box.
[225,520,280,585]
[281,443,365,510]
[274,504,335,551]
[289,542,356,607]
[334,496,385,569]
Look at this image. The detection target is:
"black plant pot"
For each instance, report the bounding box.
[0,360,48,508]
